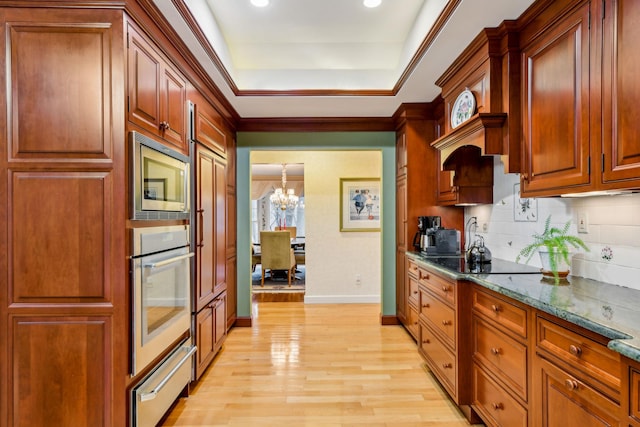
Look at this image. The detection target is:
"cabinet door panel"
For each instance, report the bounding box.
[11,172,111,303]
[195,306,214,380]
[195,147,215,311]
[161,66,186,151]
[11,316,110,427]
[535,356,620,427]
[213,157,227,296]
[9,22,113,160]
[601,0,640,185]
[213,293,227,352]
[521,3,591,195]
[127,26,161,134]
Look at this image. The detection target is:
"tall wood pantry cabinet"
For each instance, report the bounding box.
[0,3,238,425]
[0,8,127,426]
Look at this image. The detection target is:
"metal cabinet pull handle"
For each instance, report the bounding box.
[569,344,582,357]
[441,285,449,292]
[491,304,501,313]
[565,379,579,391]
[423,339,430,344]
[442,363,452,369]
[139,345,198,402]
[492,403,504,410]
[144,252,194,269]
[490,347,501,355]
[422,303,430,308]
[442,320,452,326]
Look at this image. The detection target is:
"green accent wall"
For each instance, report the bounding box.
[236,132,396,320]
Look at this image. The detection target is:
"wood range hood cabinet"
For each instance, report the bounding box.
[431,25,523,206]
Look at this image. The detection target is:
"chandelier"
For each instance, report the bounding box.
[270,164,299,211]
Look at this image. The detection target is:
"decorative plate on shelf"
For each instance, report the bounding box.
[450,89,476,129]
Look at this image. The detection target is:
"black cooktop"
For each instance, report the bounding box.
[418,254,542,275]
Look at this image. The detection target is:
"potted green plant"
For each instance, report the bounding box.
[516,215,589,284]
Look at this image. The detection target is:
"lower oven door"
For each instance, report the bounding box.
[131,338,197,427]
[132,245,193,376]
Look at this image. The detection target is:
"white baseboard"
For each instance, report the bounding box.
[303,294,381,304]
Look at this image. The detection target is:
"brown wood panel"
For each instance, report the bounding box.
[536,315,621,399]
[601,0,640,186]
[521,2,591,195]
[8,21,113,161]
[473,365,528,427]
[127,24,161,137]
[396,175,407,249]
[127,22,187,154]
[395,250,407,325]
[420,288,456,349]
[213,156,227,296]
[419,322,456,398]
[533,354,620,427]
[194,305,214,380]
[160,65,187,151]
[10,171,111,303]
[193,95,227,157]
[10,316,110,427]
[226,190,236,257]
[226,256,236,329]
[630,366,640,424]
[213,292,227,353]
[473,285,528,338]
[194,146,215,311]
[419,267,455,306]
[473,316,528,401]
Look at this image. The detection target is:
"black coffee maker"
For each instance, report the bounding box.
[413,216,441,252]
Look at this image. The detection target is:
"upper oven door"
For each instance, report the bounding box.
[131,131,190,218]
[132,245,193,376]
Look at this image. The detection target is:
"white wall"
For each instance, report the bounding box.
[252,150,382,303]
[466,157,640,290]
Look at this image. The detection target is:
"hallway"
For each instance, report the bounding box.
[161,302,477,426]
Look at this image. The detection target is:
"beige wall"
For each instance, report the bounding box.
[252,150,382,303]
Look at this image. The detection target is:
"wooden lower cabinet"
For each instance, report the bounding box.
[416,267,477,423]
[471,285,530,426]
[194,291,227,380]
[473,365,528,427]
[624,359,640,426]
[534,355,620,426]
[532,313,621,427]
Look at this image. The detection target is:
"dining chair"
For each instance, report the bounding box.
[259,231,296,286]
[276,226,296,239]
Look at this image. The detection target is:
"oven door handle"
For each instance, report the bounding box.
[139,345,198,402]
[144,252,194,269]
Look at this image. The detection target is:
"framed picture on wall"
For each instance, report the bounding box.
[340,178,381,232]
[514,183,538,222]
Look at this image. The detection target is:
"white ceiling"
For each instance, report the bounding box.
[154,0,536,118]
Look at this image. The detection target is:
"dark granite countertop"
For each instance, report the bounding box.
[407,251,640,362]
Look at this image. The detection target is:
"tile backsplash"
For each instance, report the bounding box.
[465,158,640,290]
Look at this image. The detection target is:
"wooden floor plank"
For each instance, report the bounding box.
[161,302,480,426]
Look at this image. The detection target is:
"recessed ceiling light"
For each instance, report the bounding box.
[251,0,269,7]
[363,0,382,7]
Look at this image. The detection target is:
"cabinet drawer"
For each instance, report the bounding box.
[419,323,456,397]
[408,274,419,307]
[407,304,419,340]
[473,286,528,338]
[420,289,455,349]
[473,366,528,427]
[473,317,528,401]
[536,316,621,398]
[419,268,455,305]
[407,258,420,277]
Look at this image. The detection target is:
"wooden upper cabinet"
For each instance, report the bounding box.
[127,23,187,154]
[601,0,640,188]
[520,1,591,196]
[192,98,227,157]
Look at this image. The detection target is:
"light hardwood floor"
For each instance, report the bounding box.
[162,302,479,426]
